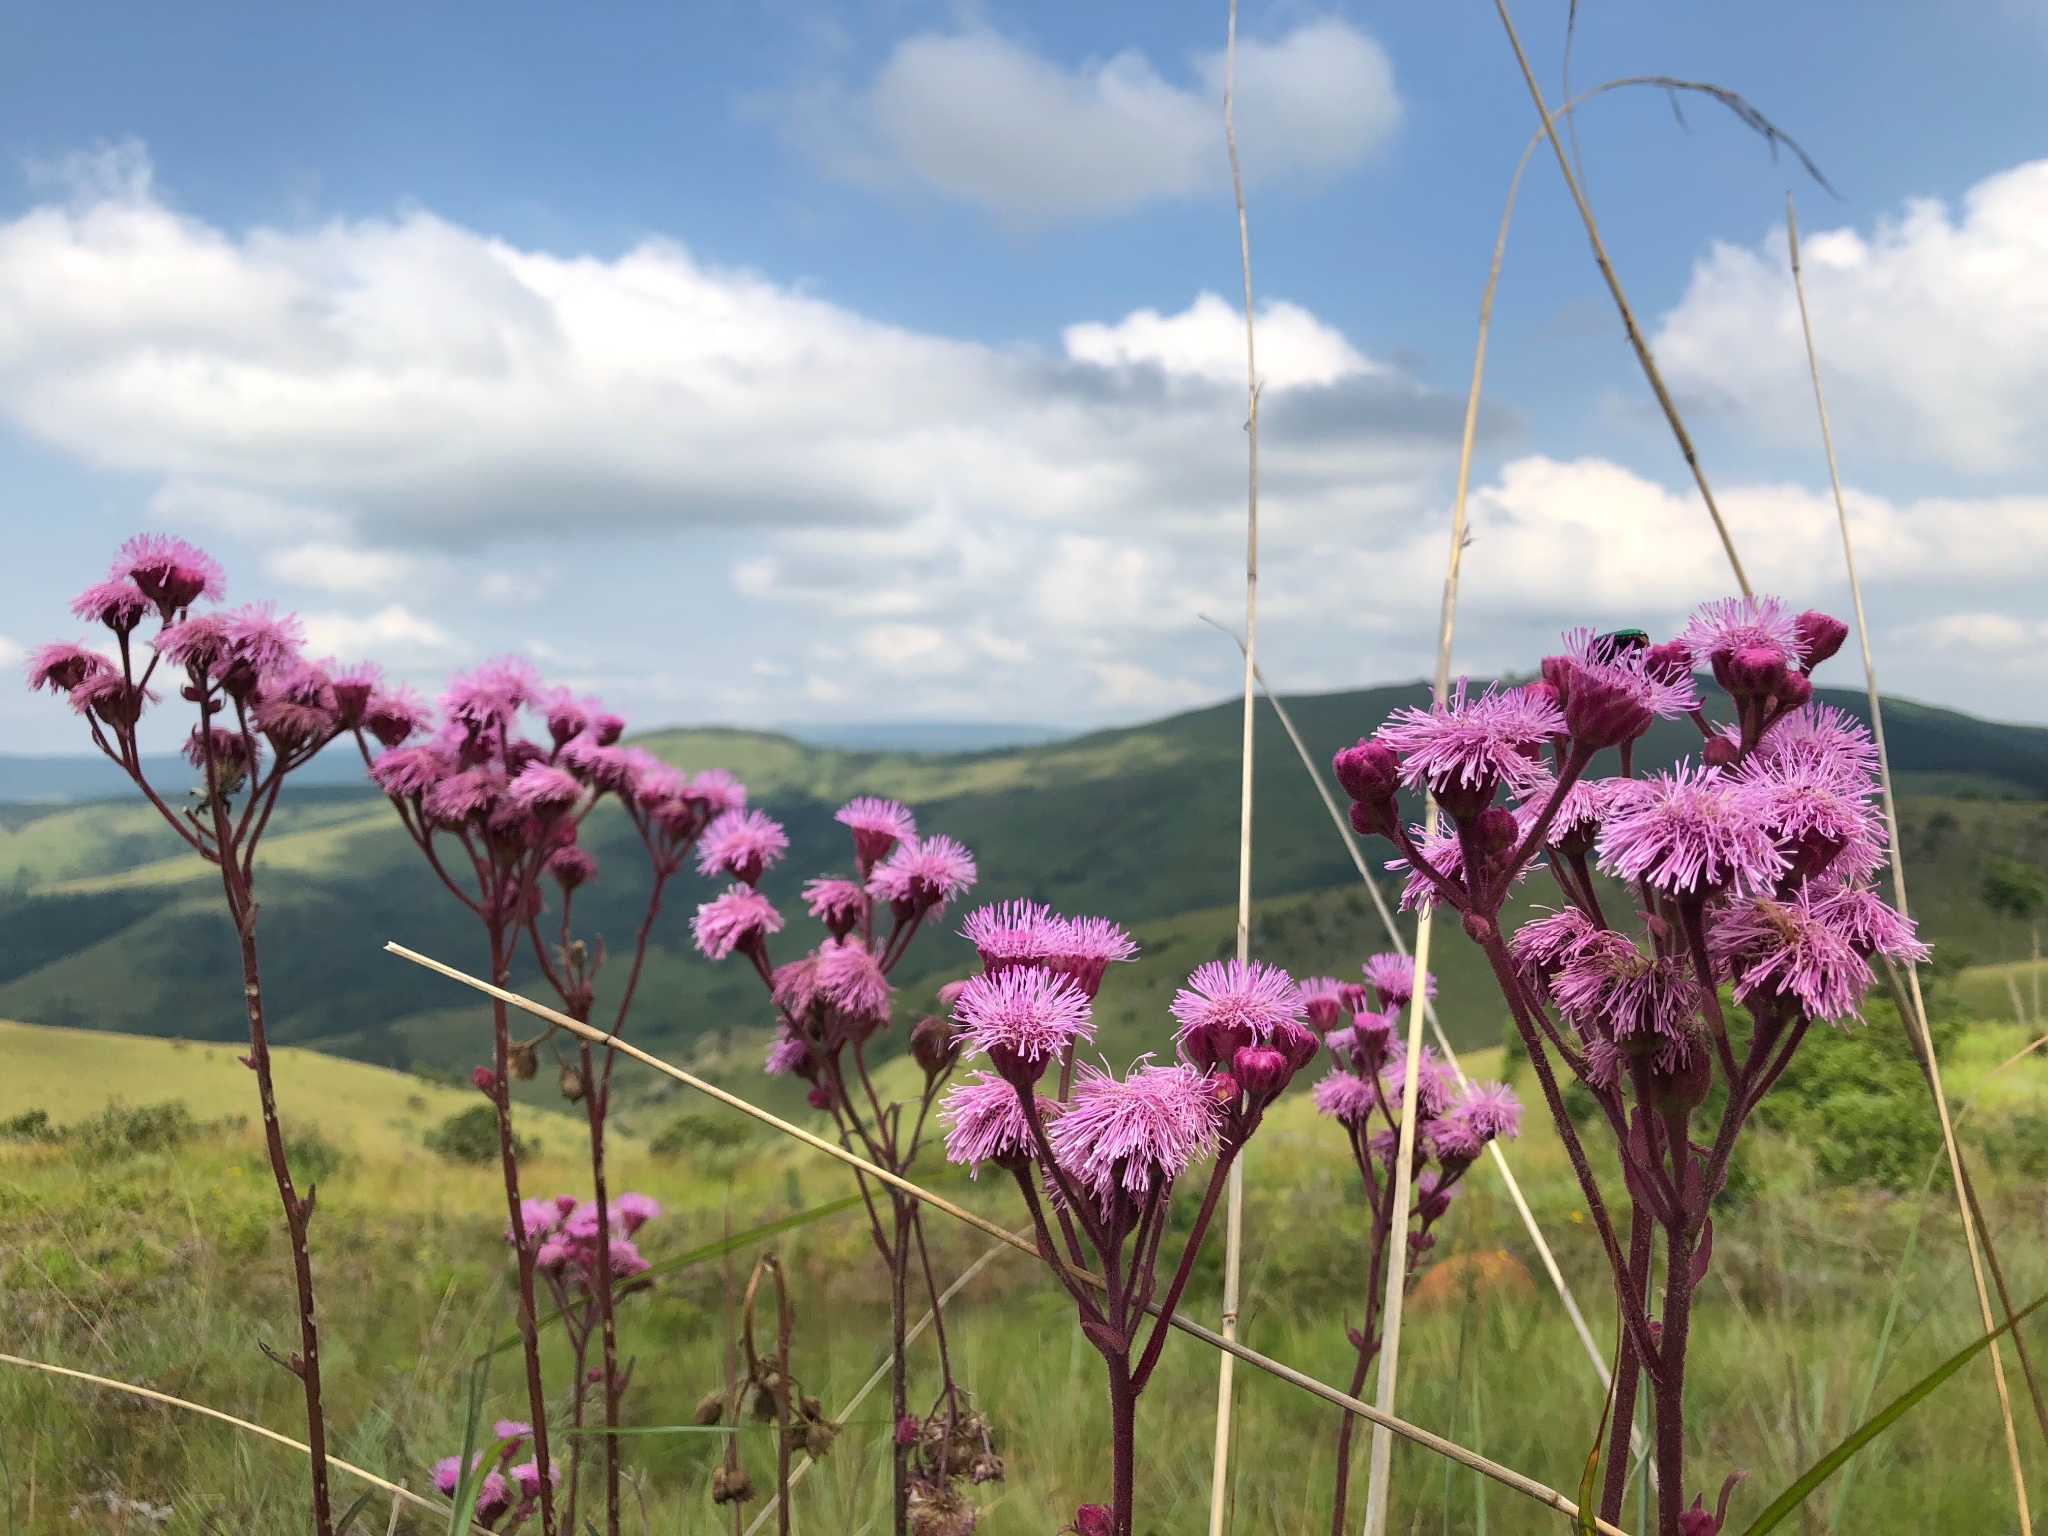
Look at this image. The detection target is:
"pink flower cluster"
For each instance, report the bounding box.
[509,1191,661,1298]
[430,1421,559,1532]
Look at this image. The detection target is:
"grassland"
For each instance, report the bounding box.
[8,1003,2048,1533]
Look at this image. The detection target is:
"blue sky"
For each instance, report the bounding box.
[2,1,2044,750]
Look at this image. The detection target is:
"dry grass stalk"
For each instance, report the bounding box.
[1488,0,1750,597]
[1788,196,2034,1531]
[382,941,1639,1535]
[0,1350,484,1531]
[1211,1,1262,1529]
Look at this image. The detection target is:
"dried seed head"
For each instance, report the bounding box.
[799,1416,841,1458]
[508,1042,539,1082]
[710,1463,755,1505]
[907,1479,977,1536]
[969,1451,1004,1485]
[694,1389,727,1427]
[558,1063,587,1102]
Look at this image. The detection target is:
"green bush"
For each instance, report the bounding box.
[649,1111,753,1161]
[1755,1007,1949,1191]
[425,1103,531,1165]
[68,1099,204,1160]
[0,1108,53,1142]
[284,1124,351,1185]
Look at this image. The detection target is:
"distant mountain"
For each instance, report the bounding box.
[774,720,1072,753]
[0,744,371,804]
[0,681,2041,1082]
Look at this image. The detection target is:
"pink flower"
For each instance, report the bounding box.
[1048,1060,1221,1203]
[1551,931,1699,1045]
[836,795,916,866]
[361,684,430,748]
[764,1024,816,1077]
[1362,953,1432,1012]
[69,671,151,727]
[951,967,1094,1082]
[540,687,590,747]
[1751,704,1880,785]
[1045,915,1138,998]
[1548,627,1698,749]
[545,843,598,891]
[1386,807,1538,912]
[1735,755,1885,884]
[1809,881,1928,964]
[155,612,235,675]
[803,878,868,938]
[1377,1043,1456,1119]
[1376,681,1562,812]
[962,899,1060,973]
[184,726,261,774]
[1170,959,1305,1072]
[697,809,789,885]
[940,1070,1053,1174]
[220,605,306,677]
[71,580,153,633]
[814,937,892,1028]
[610,1187,659,1236]
[115,534,222,613]
[1299,976,1346,1031]
[510,1460,559,1499]
[1428,1111,1485,1162]
[27,642,112,694]
[689,768,747,817]
[507,763,584,818]
[442,658,541,737]
[1710,891,1873,1022]
[431,1453,481,1496]
[370,742,454,799]
[472,1471,512,1524]
[1528,775,1627,853]
[424,766,506,827]
[1510,907,1599,980]
[561,737,636,794]
[868,834,978,916]
[1597,763,1786,896]
[607,1237,651,1281]
[1452,1079,1522,1142]
[1682,595,1802,678]
[493,1420,532,1454]
[693,885,785,961]
[1312,1070,1378,1125]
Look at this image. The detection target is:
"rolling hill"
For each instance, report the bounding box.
[0,681,2040,1087]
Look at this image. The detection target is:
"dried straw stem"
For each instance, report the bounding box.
[1211,2,1261,1530]
[0,1351,483,1531]
[1788,197,2034,1529]
[742,1243,1007,1534]
[1489,0,1751,597]
[383,942,1638,1536]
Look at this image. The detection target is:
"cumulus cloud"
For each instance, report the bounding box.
[1655,158,2048,476]
[789,18,1400,222]
[1063,292,1373,389]
[298,604,458,662]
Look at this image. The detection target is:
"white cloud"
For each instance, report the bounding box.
[298,604,458,661]
[1655,158,2048,476]
[1063,291,1372,390]
[795,18,1400,222]
[265,541,419,596]
[0,634,23,669]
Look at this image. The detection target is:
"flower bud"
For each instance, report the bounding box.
[1232,1045,1292,1100]
[1565,667,1654,750]
[1775,671,1812,709]
[1537,657,1573,702]
[806,1083,837,1113]
[1644,640,1693,687]
[1471,805,1520,854]
[695,1390,727,1426]
[1333,739,1401,818]
[909,1013,961,1078]
[895,1414,920,1447]
[471,1066,499,1097]
[1793,611,1848,672]
[1702,735,1740,769]
[1062,1506,1114,1536]
[1721,645,1788,700]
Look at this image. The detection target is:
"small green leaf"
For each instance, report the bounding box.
[1738,1283,2048,1535]
[335,1490,377,1535]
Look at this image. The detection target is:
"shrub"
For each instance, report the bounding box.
[0,1108,54,1142]
[425,1104,532,1165]
[649,1111,753,1161]
[68,1099,203,1160]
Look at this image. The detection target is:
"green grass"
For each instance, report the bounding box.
[6,1019,2048,1533]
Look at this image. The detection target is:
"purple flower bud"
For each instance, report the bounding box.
[806,1083,837,1112]
[1063,1506,1114,1536]
[1471,805,1520,854]
[895,1415,920,1447]
[1776,671,1813,709]
[1232,1045,1292,1101]
[909,1013,961,1078]
[1563,664,1655,750]
[1793,611,1848,672]
[1643,640,1694,688]
[1333,739,1401,807]
[1721,645,1789,700]
[472,1066,498,1096]
[1702,735,1740,769]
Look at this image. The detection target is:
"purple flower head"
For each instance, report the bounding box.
[251,661,340,751]
[692,885,785,962]
[1312,1070,1379,1126]
[1427,1111,1485,1163]
[688,768,747,817]
[1170,959,1305,1073]
[370,741,454,800]
[510,1460,559,1501]
[507,763,583,819]
[1045,914,1139,998]
[814,937,892,1033]
[432,1454,483,1497]
[68,671,153,728]
[1350,1007,1398,1065]
[1710,891,1875,1023]
[220,605,305,679]
[1377,680,1562,817]
[424,766,505,828]
[539,687,590,748]
[951,967,1093,1084]
[184,726,261,776]
[803,877,868,939]
[1378,1043,1457,1120]
[1551,930,1699,1046]
[442,657,542,739]
[613,1192,660,1234]
[1597,763,1786,896]
[114,533,223,614]
[1452,1079,1522,1142]
[1793,610,1850,672]
[327,662,379,730]
[1510,907,1600,992]
[1736,754,1886,885]
[472,1472,513,1524]
[71,579,153,634]
[961,899,1060,973]
[560,737,634,794]
[1809,880,1928,965]
[1683,594,1800,670]
[493,1420,532,1457]
[27,642,113,695]
[1752,704,1881,786]
[1386,806,1538,912]
[868,834,977,917]
[545,842,598,891]
[1363,953,1433,1013]
[1048,1060,1221,1204]
[1552,627,1700,750]
[607,1237,651,1282]
[361,684,430,748]
[940,1069,1054,1175]
[1527,774,1627,859]
[1415,1168,1457,1224]
[1334,738,1403,834]
[1299,976,1347,1032]
[836,795,917,867]
[766,1024,818,1080]
[697,809,788,886]
[154,612,235,677]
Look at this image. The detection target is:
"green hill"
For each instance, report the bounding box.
[0,683,2040,1083]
